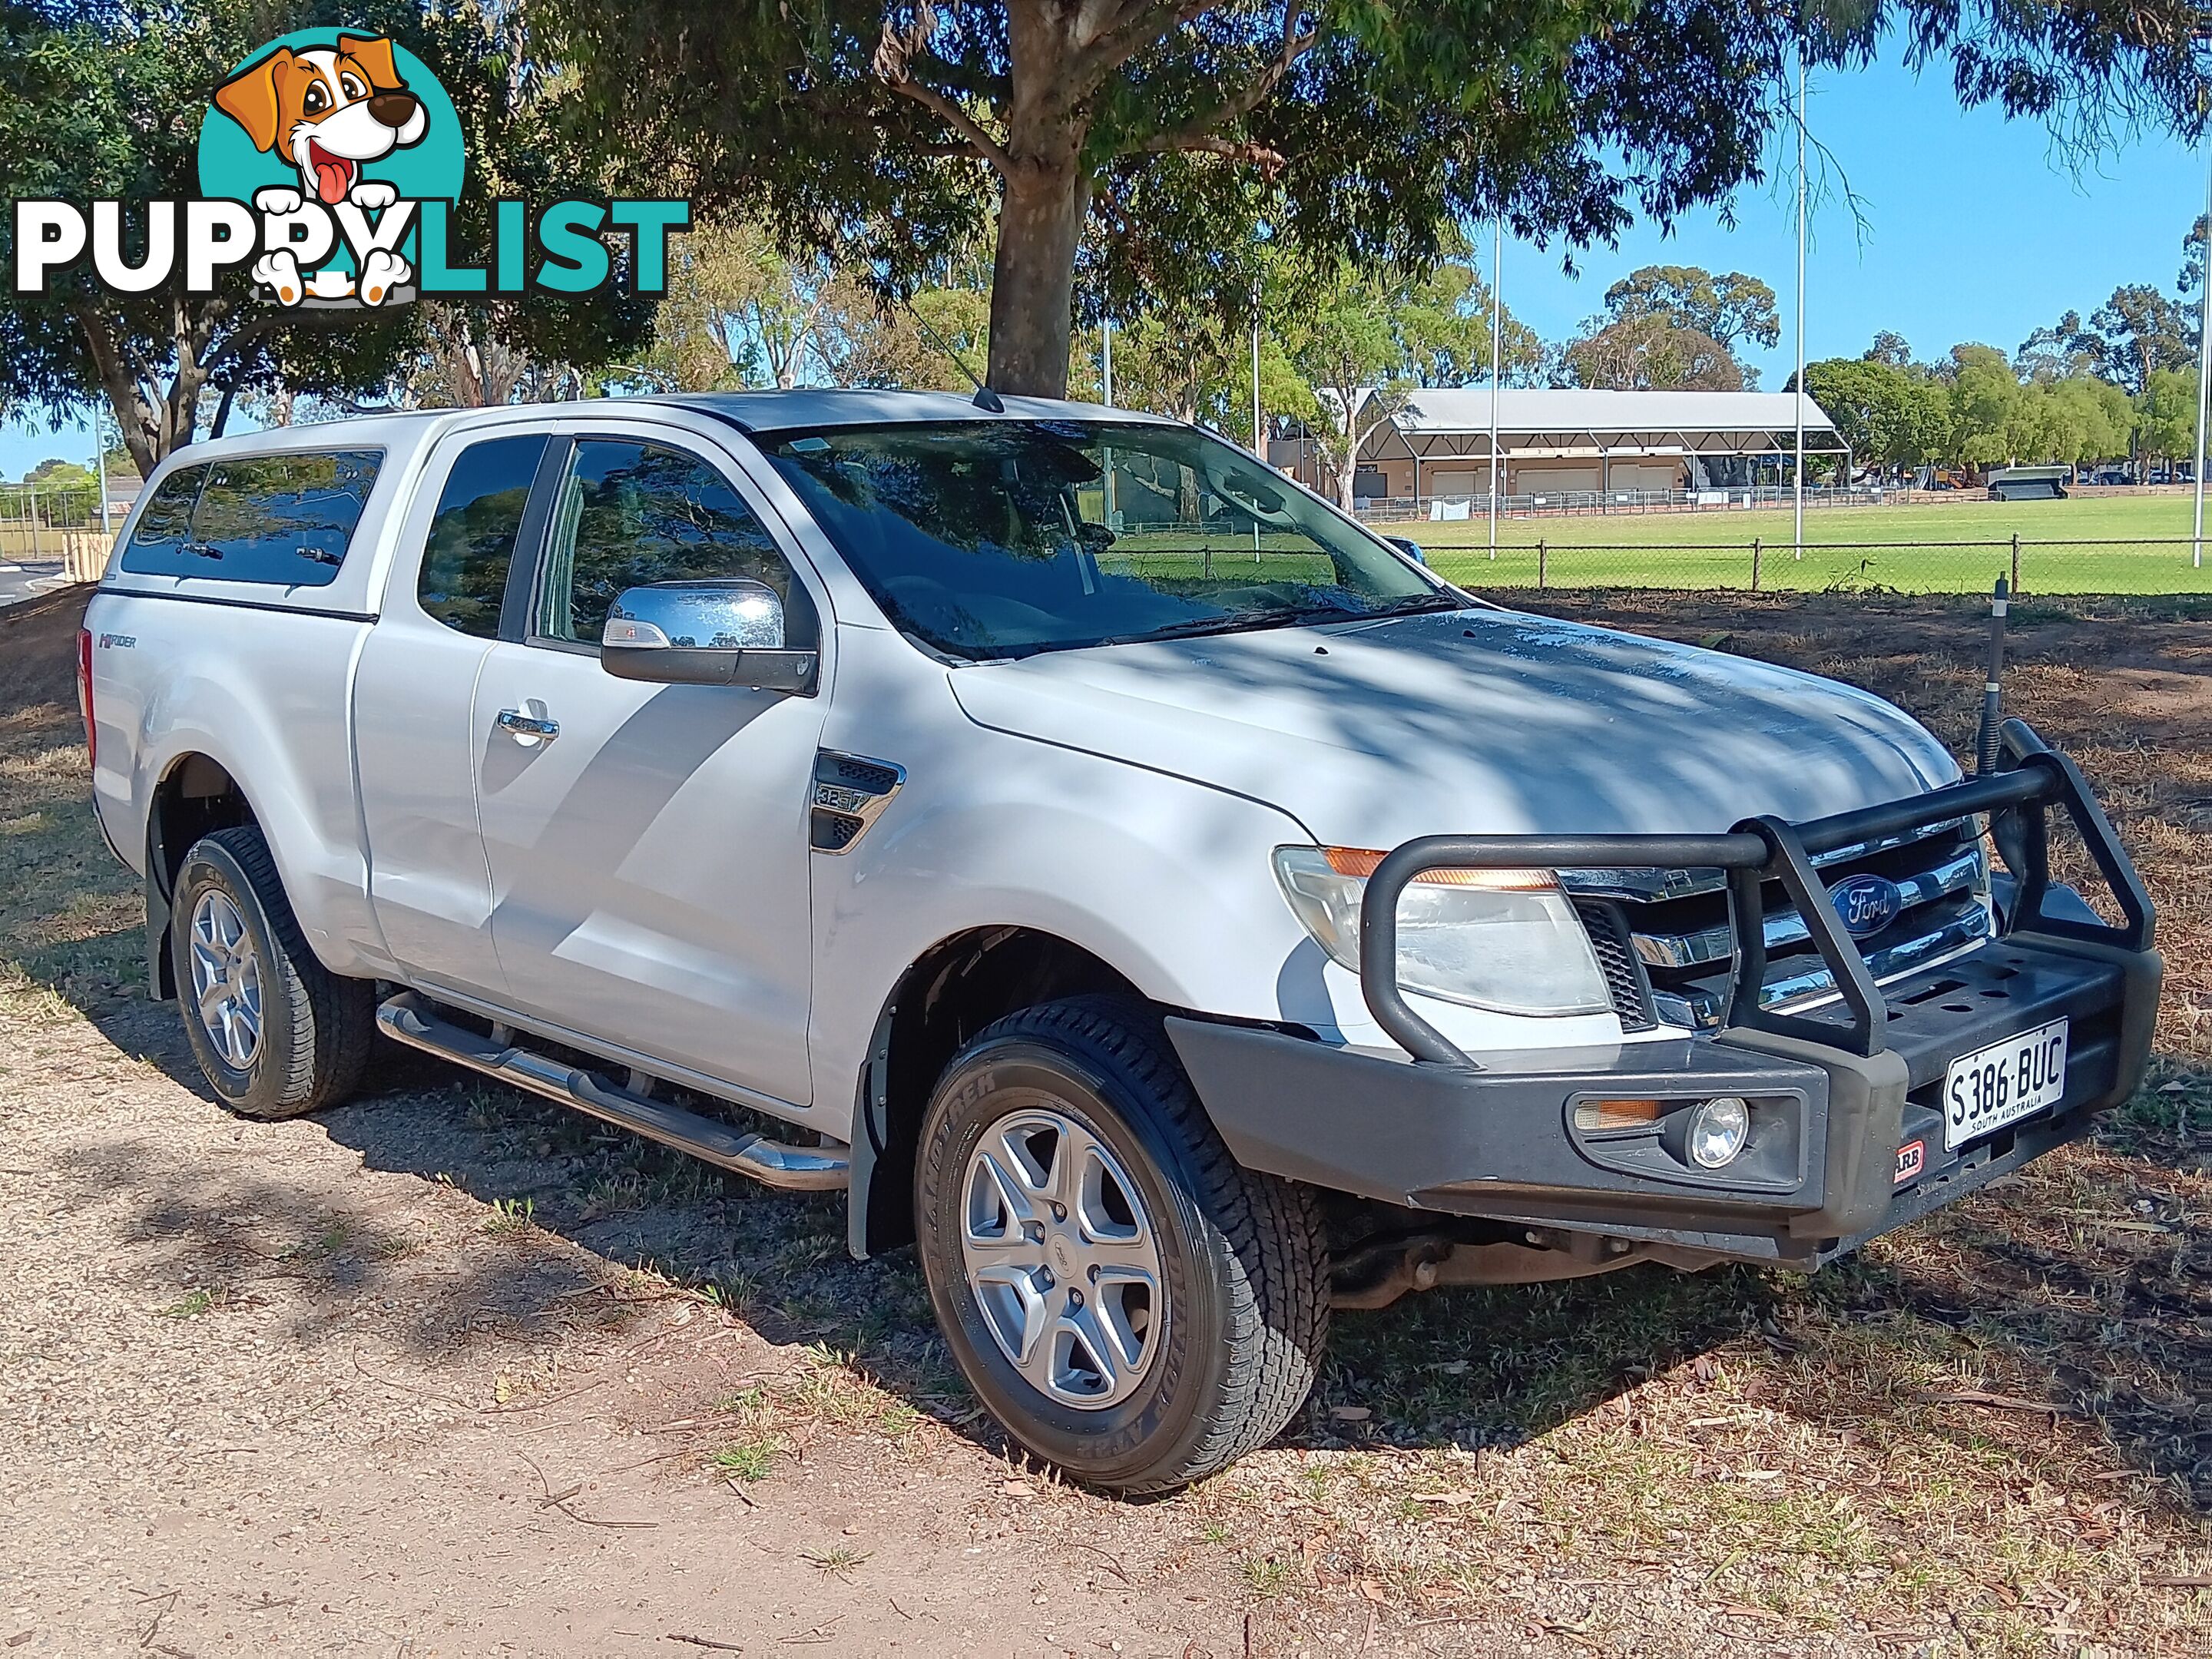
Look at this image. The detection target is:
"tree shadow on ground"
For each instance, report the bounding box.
[8,583,2207,1512]
[31,945,2210,1515]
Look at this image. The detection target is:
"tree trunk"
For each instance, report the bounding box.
[986,160,1088,397]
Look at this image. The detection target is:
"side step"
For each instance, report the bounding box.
[376,992,849,1192]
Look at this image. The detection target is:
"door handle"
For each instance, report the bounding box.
[495,707,559,743]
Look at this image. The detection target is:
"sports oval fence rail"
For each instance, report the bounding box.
[1420,536,2212,597]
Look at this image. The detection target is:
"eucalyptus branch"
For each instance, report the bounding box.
[1121,8,1316,168]
[1068,0,1214,98]
[1130,131,1289,169]
[874,16,1013,173]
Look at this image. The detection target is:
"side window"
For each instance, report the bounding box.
[124,465,207,557]
[417,434,549,637]
[120,450,382,586]
[535,439,798,648]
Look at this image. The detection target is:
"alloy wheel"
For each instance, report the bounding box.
[959,1106,1164,1409]
[188,890,263,1070]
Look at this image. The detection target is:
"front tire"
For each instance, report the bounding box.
[914,996,1328,1493]
[169,826,374,1119]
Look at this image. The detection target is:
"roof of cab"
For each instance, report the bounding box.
[141,388,1181,470]
[643,387,1179,432]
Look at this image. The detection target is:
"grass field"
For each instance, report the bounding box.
[1395,493,2212,594]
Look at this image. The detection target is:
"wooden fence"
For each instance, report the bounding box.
[59,531,112,584]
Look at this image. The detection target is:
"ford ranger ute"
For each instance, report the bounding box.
[81,391,2160,1493]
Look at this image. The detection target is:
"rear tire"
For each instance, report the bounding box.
[169,826,375,1119]
[914,995,1328,1493]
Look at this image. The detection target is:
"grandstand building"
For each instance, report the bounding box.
[1270,387,1848,508]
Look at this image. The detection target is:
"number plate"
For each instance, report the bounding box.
[1943,1018,2068,1151]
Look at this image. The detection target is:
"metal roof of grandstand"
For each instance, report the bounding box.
[1386,388,1836,435]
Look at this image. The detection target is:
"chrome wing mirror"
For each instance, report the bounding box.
[600,579,817,694]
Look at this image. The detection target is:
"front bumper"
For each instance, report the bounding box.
[1168,721,2161,1270]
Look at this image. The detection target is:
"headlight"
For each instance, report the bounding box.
[1271,846,1612,1018]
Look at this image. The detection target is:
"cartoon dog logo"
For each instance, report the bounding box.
[212,35,424,306]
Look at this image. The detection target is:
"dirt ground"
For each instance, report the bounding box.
[3,584,2210,1658]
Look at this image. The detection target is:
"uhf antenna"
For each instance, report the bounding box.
[899,295,1002,411]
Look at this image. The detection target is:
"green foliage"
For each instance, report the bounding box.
[2137,366,2199,464]
[1601,265,1780,357]
[2085,284,2190,395]
[1273,259,1426,507]
[1863,331,1916,369]
[14,457,98,492]
[1396,247,1543,389]
[636,217,995,394]
[2026,373,2134,465]
[1802,358,1948,467]
[531,0,2212,396]
[0,1,408,468]
[1945,343,2025,466]
[0,2,651,472]
[1564,313,1742,391]
[1558,263,1773,389]
[1936,343,2137,469]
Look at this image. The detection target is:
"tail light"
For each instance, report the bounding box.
[76,625,95,768]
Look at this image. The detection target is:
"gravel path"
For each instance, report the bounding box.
[2,989,1321,1657]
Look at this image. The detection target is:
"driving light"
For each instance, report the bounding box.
[1687,1096,1751,1168]
[1271,846,1611,1018]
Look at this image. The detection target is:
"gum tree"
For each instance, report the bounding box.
[1600,265,1780,361]
[537,1,2212,399]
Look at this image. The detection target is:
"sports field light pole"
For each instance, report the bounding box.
[1488,216,1502,558]
[1251,293,1264,455]
[1792,41,1808,558]
[1251,287,1266,558]
[2194,101,2211,568]
[91,413,112,541]
[1101,316,1117,522]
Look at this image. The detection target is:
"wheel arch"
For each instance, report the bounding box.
[144,750,260,1001]
[847,925,1144,1260]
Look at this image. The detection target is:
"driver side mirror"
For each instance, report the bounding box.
[1386,535,1426,567]
[600,579,818,694]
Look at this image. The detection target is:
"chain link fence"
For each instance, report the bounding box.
[1417,536,2212,597]
[1353,485,1927,522]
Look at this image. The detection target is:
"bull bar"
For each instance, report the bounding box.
[1358,719,2154,1069]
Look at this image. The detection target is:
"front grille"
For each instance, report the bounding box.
[1566,820,1992,1030]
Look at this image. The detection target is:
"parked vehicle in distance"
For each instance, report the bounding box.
[81,392,2160,1492]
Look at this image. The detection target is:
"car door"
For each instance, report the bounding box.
[357,426,555,997]
[469,421,830,1109]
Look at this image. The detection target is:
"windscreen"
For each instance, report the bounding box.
[759,420,1452,659]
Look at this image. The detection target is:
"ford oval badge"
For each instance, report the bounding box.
[1829,873,1903,940]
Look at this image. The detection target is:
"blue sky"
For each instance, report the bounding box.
[4,48,2205,483]
[1501,54,2205,389]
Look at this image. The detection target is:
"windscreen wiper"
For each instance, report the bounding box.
[1359,593,1466,618]
[1088,611,1293,647]
[1088,594,1461,650]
